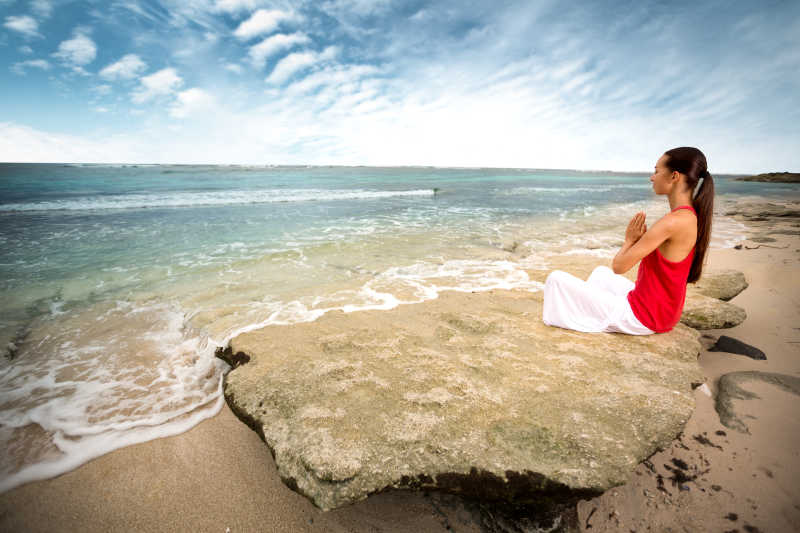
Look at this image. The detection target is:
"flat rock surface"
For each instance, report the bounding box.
[689,269,748,301]
[681,293,746,330]
[723,201,800,219]
[221,289,702,510]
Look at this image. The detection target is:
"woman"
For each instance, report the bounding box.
[542,146,715,334]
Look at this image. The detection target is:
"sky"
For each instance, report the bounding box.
[0,0,798,172]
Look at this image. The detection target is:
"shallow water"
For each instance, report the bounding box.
[0,163,794,492]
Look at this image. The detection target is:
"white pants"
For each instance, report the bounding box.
[543,266,654,335]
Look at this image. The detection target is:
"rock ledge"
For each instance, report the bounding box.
[220,289,702,510]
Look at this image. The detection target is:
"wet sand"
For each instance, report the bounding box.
[1,212,799,532]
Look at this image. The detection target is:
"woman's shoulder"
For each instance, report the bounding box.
[663,207,698,243]
[653,208,696,237]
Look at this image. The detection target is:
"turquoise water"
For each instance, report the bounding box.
[0,163,793,492]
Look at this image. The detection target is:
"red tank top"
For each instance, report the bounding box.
[627,205,696,333]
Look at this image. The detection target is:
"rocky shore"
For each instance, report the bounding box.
[734,172,800,182]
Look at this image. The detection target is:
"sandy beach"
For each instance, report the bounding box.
[1,207,799,533]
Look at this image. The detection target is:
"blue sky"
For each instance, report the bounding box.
[0,0,798,172]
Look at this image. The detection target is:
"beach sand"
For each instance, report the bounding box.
[1,213,799,533]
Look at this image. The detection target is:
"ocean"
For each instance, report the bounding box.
[0,163,792,492]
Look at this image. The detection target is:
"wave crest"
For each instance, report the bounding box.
[0,188,436,212]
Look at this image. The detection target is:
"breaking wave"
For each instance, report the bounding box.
[0,188,436,212]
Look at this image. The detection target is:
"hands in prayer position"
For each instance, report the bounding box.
[625,212,647,245]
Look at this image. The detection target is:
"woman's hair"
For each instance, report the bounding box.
[664,146,715,283]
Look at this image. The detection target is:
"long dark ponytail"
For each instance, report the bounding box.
[663,147,715,283]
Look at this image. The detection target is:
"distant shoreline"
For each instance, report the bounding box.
[735,172,800,183]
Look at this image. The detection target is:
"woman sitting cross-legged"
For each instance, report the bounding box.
[542,146,715,334]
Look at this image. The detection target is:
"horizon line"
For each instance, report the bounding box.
[0,161,761,176]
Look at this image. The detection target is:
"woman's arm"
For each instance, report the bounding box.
[612,212,675,274]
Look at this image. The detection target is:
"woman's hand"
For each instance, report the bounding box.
[625,212,647,244]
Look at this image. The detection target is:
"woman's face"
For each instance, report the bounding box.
[650,154,675,195]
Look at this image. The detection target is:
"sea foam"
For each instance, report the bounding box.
[0,188,435,212]
[0,300,227,494]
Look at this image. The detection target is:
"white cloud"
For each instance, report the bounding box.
[92,84,113,95]
[321,0,392,16]
[53,29,97,66]
[249,32,310,68]
[11,59,51,75]
[3,15,40,38]
[233,9,295,40]
[31,0,53,18]
[267,46,338,84]
[214,0,263,13]
[225,63,244,74]
[285,64,379,94]
[113,1,160,24]
[169,88,216,118]
[410,9,429,21]
[100,54,147,80]
[266,52,315,84]
[19,45,34,54]
[132,68,183,103]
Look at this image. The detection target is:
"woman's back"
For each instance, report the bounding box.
[657,207,697,262]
